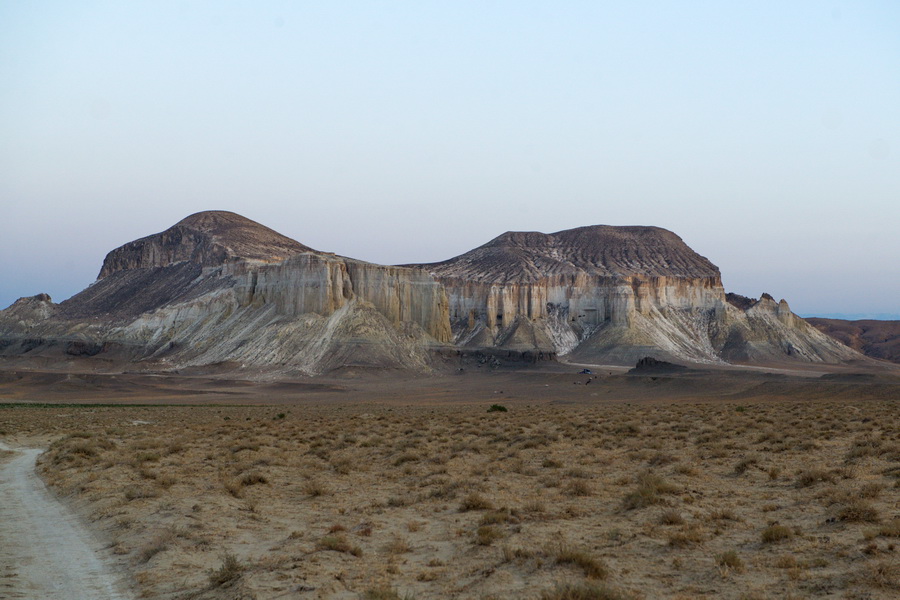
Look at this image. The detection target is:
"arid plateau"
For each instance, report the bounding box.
[1,212,898,599]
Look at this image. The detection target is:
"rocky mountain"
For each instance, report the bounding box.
[0,211,451,374]
[0,211,870,374]
[807,318,900,364]
[410,228,860,365]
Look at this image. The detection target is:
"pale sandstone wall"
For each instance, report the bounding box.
[222,254,451,344]
[437,273,726,348]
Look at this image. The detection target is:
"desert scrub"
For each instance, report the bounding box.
[208,553,244,587]
[716,550,744,572]
[474,525,504,546]
[733,455,758,475]
[667,524,705,548]
[838,499,879,523]
[796,468,835,487]
[363,587,417,600]
[550,543,608,579]
[564,479,593,497]
[123,484,158,501]
[302,479,329,497]
[538,582,635,600]
[137,530,176,563]
[459,492,494,511]
[659,509,685,525]
[622,472,678,509]
[317,534,362,556]
[238,470,268,486]
[867,518,900,539]
[761,524,793,544]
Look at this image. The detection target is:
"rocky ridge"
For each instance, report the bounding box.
[0,211,869,374]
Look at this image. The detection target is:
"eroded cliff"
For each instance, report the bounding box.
[0,212,868,373]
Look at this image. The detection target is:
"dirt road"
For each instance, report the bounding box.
[0,442,131,600]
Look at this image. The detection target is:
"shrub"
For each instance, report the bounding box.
[733,455,758,475]
[622,472,678,510]
[565,479,593,497]
[872,518,900,538]
[459,492,494,511]
[667,525,704,548]
[474,525,503,546]
[363,588,416,600]
[838,499,879,523]
[487,404,508,413]
[538,583,635,600]
[796,468,834,487]
[716,550,744,572]
[302,479,329,497]
[317,534,362,556]
[551,544,608,579]
[659,509,685,525]
[761,524,793,543]
[208,553,244,587]
[239,471,268,486]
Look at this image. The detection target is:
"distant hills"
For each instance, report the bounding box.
[807,318,900,364]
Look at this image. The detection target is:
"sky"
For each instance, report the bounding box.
[1,1,898,318]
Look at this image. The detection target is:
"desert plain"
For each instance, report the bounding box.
[1,362,899,600]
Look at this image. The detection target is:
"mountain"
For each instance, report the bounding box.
[0,211,451,374]
[807,318,900,364]
[409,228,860,365]
[0,212,870,374]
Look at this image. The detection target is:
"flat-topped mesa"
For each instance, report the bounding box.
[420,225,721,283]
[0,212,870,372]
[98,210,314,278]
[409,225,726,354]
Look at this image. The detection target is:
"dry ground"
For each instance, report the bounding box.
[1,368,899,599]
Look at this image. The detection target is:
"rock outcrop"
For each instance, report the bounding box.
[0,211,451,374]
[0,212,869,373]
[410,226,861,365]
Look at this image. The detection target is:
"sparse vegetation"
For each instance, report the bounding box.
[4,390,896,600]
[761,524,793,544]
[716,550,744,572]
[551,543,609,579]
[208,553,244,587]
[538,583,636,600]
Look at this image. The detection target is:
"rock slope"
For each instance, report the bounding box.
[0,212,451,375]
[0,212,868,373]
[410,228,860,365]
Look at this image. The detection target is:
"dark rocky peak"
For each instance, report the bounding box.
[726,293,755,311]
[98,211,315,278]
[413,224,720,283]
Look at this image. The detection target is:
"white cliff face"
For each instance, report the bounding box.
[106,252,453,373]
[412,226,732,363]
[0,214,870,372]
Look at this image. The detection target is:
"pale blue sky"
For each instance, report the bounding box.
[1,1,898,317]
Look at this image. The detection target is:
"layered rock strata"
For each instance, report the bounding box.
[410,227,861,365]
[0,212,867,373]
[0,212,451,374]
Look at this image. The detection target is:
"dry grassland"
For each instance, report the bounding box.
[2,398,900,599]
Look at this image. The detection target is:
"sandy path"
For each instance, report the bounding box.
[0,442,131,600]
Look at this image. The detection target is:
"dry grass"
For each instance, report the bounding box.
[0,391,896,600]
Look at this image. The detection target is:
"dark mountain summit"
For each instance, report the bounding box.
[411,225,719,284]
[0,212,872,373]
[98,211,314,278]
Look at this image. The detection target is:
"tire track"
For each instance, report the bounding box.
[0,442,131,600]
